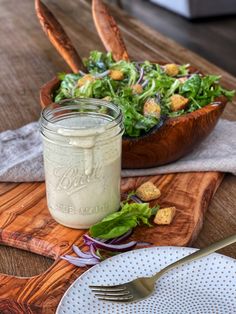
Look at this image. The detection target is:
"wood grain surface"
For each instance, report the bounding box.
[0,173,223,313]
[0,0,235,312]
[116,0,236,76]
[35,0,85,73]
[92,0,129,61]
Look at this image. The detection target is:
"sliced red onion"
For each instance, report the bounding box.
[136,67,144,84]
[83,236,94,246]
[136,241,153,247]
[94,237,108,243]
[142,79,149,88]
[72,244,93,259]
[135,63,141,71]
[94,70,110,78]
[177,74,192,79]
[61,255,99,266]
[61,257,87,267]
[84,234,137,252]
[130,194,143,204]
[155,93,161,103]
[79,70,87,76]
[109,229,133,244]
[89,244,101,260]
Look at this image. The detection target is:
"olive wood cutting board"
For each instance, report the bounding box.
[0,172,223,313]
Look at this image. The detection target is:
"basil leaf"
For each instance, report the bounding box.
[89,203,159,239]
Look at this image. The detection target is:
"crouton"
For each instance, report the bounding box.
[78,74,94,87]
[170,94,189,111]
[143,98,161,119]
[164,64,179,76]
[178,77,188,83]
[102,96,112,101]
[109,70,124,80]
[131,84,143,94]
[136,181,161,201]
[154,207,176,225]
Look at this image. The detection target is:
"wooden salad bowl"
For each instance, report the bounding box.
[40,77,227,169]
[36,0,228,169]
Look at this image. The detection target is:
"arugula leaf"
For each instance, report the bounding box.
[166,79,181,97]
[110,60,138,86]
[89,202,159,239]
[83,51,113,73]
[219,86,235,101]
[57,72,67,80]
[178,64,190,76]
[181,74,201,98]
[54,51,235,137]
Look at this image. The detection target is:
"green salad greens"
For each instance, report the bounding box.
[55,51,235,137]
[89,201,158,240]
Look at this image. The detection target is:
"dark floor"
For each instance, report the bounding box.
[113,0,236,76]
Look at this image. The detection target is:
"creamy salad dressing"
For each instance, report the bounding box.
[58,123,106,176]
[41,101,123,229]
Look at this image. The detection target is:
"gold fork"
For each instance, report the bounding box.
[90,234,236,303]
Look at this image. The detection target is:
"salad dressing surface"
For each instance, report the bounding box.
[58,123,106,176]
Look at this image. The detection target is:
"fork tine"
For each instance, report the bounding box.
[98,295,134,302]
[89,284,126,291]
[94,290,130,297]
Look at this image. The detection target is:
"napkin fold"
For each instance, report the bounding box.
[0,119,236,182]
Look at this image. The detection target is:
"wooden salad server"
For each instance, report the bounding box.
[92,0,130,61]
[37,0,228,168]
[35,0,86,73]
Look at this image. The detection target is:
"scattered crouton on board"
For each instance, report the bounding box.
[136,181,161,201]
[154,207,176,225]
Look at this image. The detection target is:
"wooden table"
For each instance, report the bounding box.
[0,0,235,281]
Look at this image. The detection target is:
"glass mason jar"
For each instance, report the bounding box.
[40,99,124,229]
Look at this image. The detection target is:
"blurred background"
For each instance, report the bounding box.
[111,0,236,76]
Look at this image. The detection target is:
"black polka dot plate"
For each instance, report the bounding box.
[56,247,236,314]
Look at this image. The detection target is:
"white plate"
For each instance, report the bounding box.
[56,247,236,314]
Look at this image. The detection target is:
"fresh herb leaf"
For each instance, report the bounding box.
[54,51,235,137]
[181,74,201,98]
[57,72,67,80]
[89,202,159,239]
[178,64,190,76]
[83,51,113,73]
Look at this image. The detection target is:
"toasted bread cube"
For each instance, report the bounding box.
[131,84,143,94]
[178,77,188,83]
[102,96,112,101]
[78,74,94,87]
[164,64,179,76]
[170,94,189,111]
[109,69,124,80]
[154,207,176,225]
[143,98,161,119]
[136,181,161,201]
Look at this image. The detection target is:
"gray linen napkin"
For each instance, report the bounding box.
[0,122,43,182]
[0,119,235,182]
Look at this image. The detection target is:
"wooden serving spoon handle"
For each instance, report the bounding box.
[35,0,86,73]
[92,0,129,62]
